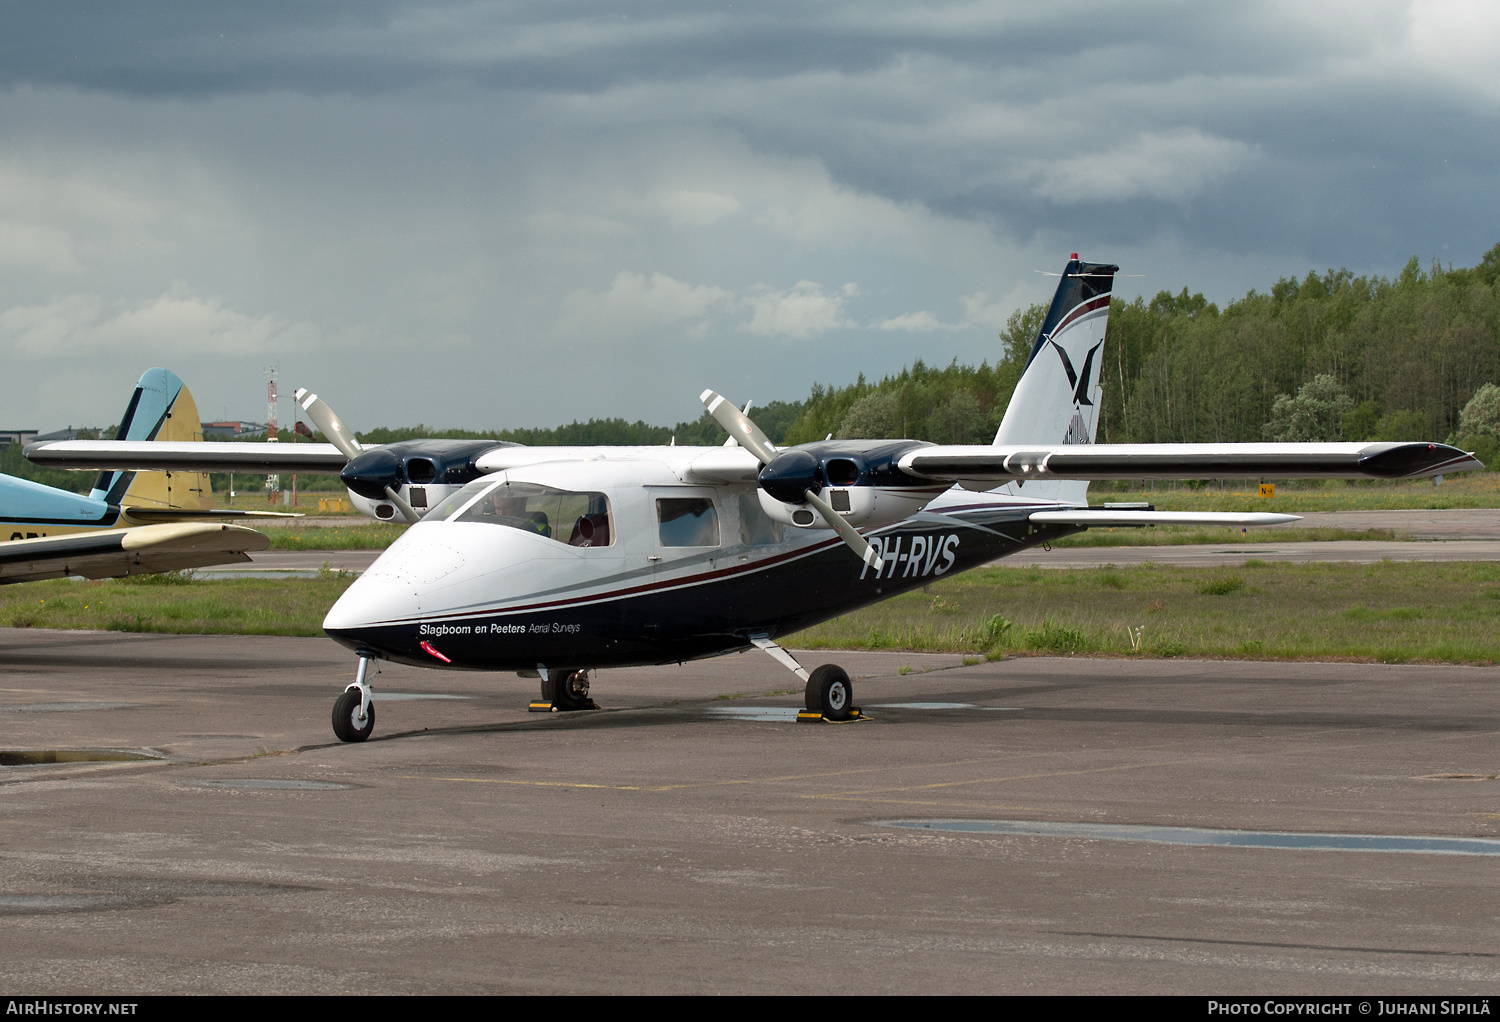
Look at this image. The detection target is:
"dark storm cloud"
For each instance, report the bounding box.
[4,1,1492,272]
[0,2,1339,98]
[2,1,1495,429]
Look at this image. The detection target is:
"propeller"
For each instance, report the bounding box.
[295,388,421,525]
[700,389,776,464]
[296,389,361,460]
[700,389,883,572]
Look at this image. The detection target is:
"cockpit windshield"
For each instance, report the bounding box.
[431,477,612,547]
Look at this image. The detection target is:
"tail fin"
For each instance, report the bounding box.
[990,255,1118,504]
[90,368,212,512]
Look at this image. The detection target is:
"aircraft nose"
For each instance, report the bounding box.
[322,571,420,635]
[322,532,473,659]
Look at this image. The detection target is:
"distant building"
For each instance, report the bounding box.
[0,429,39,452]
[32,426,107,443]
[202,421,268,439]
[3,426,106,451]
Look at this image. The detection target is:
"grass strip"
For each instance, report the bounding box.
[1052,525,1400,547]
[790,559,1500,665]
[251,522,1405,552]
[1095,473,1500,512]
[6,561,1500,664]
[1,573,358,637]
[259,524,408,550]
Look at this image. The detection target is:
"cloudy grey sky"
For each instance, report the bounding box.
[1,1,1495,432]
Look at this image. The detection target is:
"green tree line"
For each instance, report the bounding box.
[779,243,1500,458]
[7,244,1499,498]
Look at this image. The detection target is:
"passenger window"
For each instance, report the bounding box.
[738,493,783,546]
[449,480,613,547]
[657,497,720,547]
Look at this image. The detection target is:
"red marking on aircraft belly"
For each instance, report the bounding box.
[419,640,452,663]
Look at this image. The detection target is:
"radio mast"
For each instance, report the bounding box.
[265,365,279,502]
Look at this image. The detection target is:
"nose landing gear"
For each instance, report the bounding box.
[332,656,376,742]
[750,635,862,722]
[803,663,857,722]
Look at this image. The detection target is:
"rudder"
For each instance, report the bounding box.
[91,368,212,512]
[990,255,1118,504]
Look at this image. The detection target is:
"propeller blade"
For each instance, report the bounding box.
[383,485,422,525]
[803,488,883,572]
[295,388,362,462]
[700,389,776,465]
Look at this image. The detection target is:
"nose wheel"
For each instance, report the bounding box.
[804,664,856,722]
[332,656,376,742]
[749,636,862,723]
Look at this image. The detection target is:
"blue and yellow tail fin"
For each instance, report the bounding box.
[91,368,212,512]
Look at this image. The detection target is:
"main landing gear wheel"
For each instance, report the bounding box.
[550,669,595,711]
[540,669,597,708]
[805,664,854,722]
[332,687,374,743]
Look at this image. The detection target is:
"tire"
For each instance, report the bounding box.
[553,670,593,711]
[332,688,375,742]
[805,665,853,721]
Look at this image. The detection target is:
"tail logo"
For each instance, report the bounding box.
[1047,339,1103,407]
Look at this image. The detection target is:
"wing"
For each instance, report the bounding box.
[899,441,1481,484]
[119,508,302,524]
[0,524,269,585]
[25,440,351,474]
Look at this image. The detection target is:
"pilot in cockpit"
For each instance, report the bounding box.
[485,492,551,536]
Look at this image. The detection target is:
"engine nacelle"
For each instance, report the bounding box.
[755,439,946,530]
[348,483,468,522]
[341,438,521,521]
[758,485,937,530]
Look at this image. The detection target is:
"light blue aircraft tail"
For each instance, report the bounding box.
[1,471,116,538]
[89,368,194,505]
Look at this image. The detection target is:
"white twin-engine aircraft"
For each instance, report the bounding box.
[28,257,1481,741]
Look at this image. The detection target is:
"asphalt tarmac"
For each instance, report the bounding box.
[2,629,1498,994]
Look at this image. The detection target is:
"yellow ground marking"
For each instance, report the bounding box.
[391,750,1090,794]
[397,777,655,791]
[797,795,1060,813]
[394,764,924,793]
[814,759,1184,798]
[395,756,1179,796]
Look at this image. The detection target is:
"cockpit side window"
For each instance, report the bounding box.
[446,479,613,547]
[429,478,500,521]
[738,493,783,546]
[657,497,720,547]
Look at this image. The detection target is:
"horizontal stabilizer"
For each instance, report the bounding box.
[27,440,351,474]
[1029,510,1300,528]
[120,507,303,524]
[901,442,1482,482]
[0,523,269,585]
